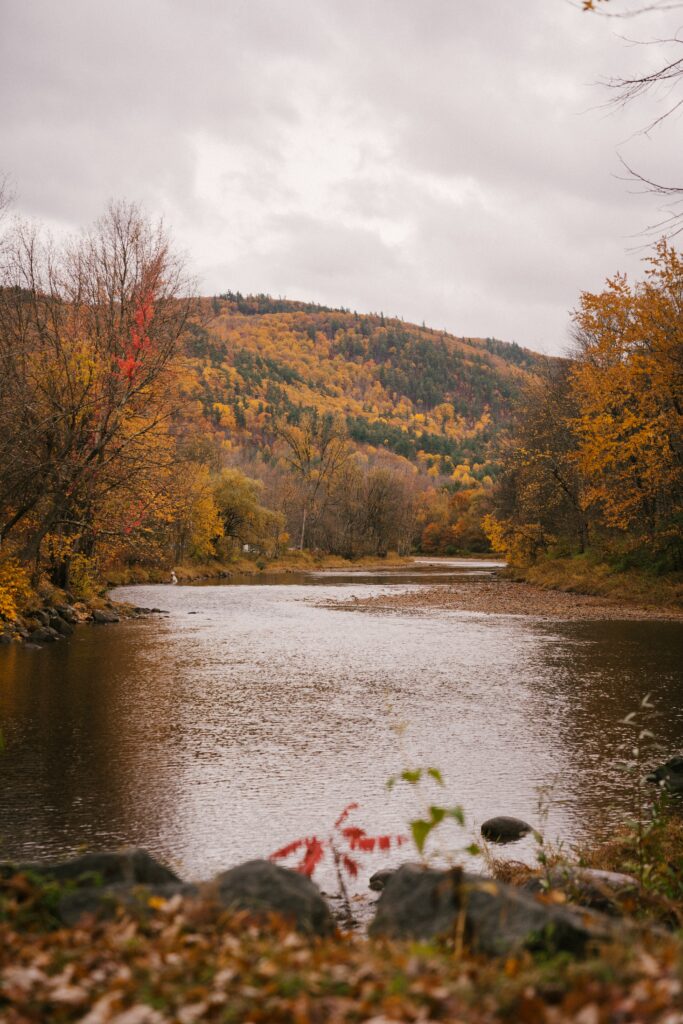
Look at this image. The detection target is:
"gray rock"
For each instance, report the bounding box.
[368,863,421,892]
[214,859,334,935]
[29,626,60,643]
[481,816,532,843]
[369,865,612,956]
[33,610,50,627]
[52,616,74,637]
[0,633,12,644]
[58,882,197,927]
[369,868,396,892]
[56,605,79,624]
[0,849,180,887]
[92,609,120,624]
[647,756,683,792]
[523,866,638,915]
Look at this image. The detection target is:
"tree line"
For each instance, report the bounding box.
[484,242,683,572]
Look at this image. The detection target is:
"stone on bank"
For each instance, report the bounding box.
[369,864,614,956]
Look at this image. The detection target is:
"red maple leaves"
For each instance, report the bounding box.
[116,291,154,382]
[270,803,406,881]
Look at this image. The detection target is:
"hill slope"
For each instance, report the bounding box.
[177,293,551,482]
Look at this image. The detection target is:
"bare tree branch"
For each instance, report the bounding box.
[579,0,683,237]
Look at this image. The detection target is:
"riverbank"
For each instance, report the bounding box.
[105,550,413,586]
[323,575,683,621]
[3,830,683,1024]
[507,555,683,611]
[0,595,167,646]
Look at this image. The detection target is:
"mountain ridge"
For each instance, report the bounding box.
[177,293,555,483]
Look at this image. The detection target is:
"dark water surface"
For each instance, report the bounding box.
[1,561,682,889]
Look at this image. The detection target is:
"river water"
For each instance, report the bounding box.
[1,561,682,891]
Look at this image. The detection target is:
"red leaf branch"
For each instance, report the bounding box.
[269,804,407,885]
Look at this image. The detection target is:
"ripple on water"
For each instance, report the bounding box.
[0,567,681,891]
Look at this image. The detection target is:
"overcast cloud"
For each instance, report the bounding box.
[1,0,680,353]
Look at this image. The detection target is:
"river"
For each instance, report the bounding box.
[1,561,682,892]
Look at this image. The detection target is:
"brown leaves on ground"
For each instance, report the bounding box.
[1,879,683,1024]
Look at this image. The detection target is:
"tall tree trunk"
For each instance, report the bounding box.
[299,506,307,550]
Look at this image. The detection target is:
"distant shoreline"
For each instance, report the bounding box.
[106,552,497,588]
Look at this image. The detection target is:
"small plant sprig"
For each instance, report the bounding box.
[269,803,406,923]
[387,767,480,859]
[529,774,566,892]
[618,692,662,887]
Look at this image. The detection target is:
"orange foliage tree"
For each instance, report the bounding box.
[485,242,683,570]
[571,242,682,550]
[0,202,195,588]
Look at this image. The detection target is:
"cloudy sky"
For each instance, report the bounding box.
[1,0,680,354]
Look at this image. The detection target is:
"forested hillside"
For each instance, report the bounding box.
[176,294,549,482]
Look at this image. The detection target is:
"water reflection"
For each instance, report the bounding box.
[0,566,681,889]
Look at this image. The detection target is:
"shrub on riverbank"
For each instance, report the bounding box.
[575,816,683,910]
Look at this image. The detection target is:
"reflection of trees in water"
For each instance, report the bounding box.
[529,619,683,844]
[0,629,184,861]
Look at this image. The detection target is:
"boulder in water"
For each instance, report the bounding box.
[28,626,60,644]
[369,868,396,892]
[481,816,532,843]
[56,604,79,624]
[92,608,120,624]
[368,863,421,891]
[52,616,74,637]
[647,756,683,792]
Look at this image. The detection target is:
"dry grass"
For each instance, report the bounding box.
[514,556,683,610]
[574,817,683,881]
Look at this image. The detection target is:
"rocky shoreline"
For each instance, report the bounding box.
[0,848,644,954]
[0,599,168,648]
[4,847,680,1024]
[321,578,683,621]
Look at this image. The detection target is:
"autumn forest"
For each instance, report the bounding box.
[0,188,680,621]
